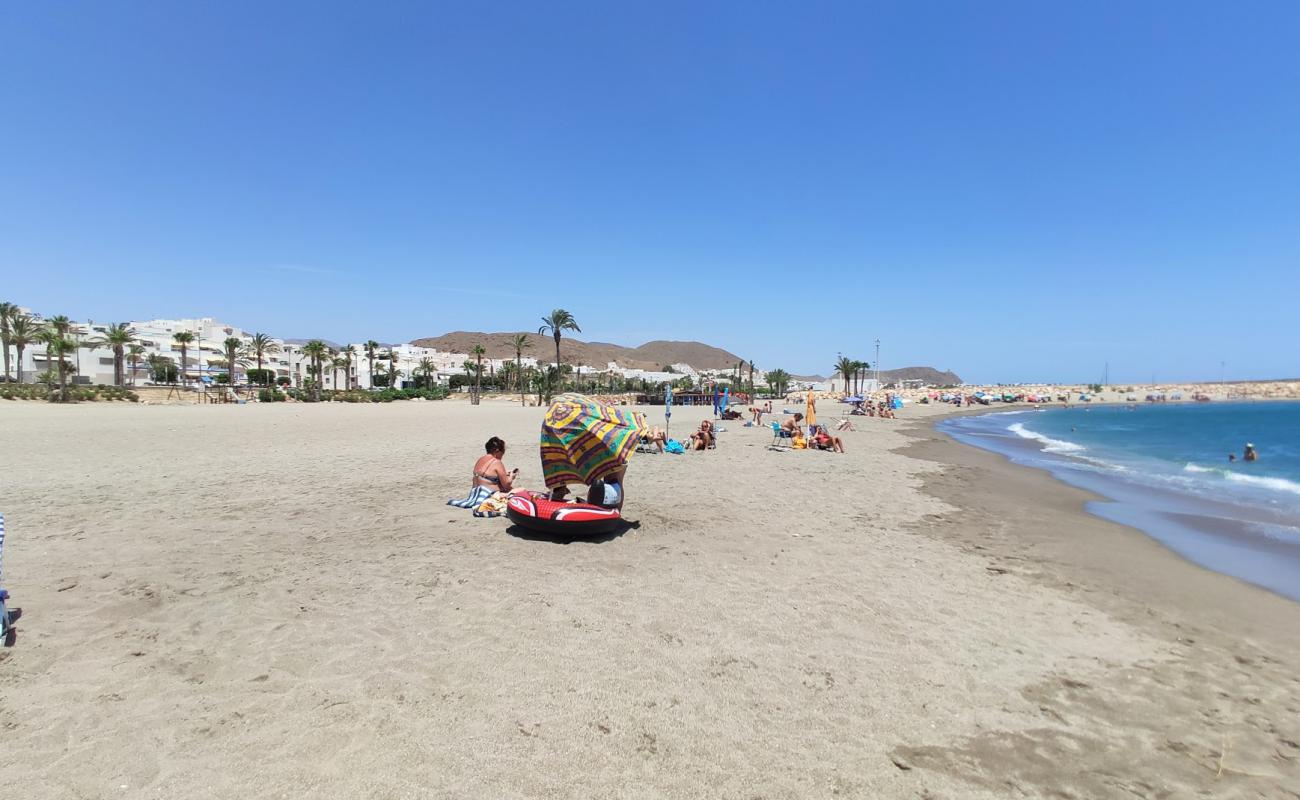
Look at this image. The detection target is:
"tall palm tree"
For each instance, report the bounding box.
[387,350,399,389]
[0,301,15,381]
[7,313,40,384]
[221,337,249,385]
[331,356,349,390]
[127,343,146,385]
[834,355,856,395]
[416,357,437,388]
[856,360,870,395]
[511,333,531,405]
[538,309,580,391]
[248,333,281,386]
[766,368,790,398]
[92,322,137,386]
[40,327,75,401]
[172,330,196,386]
[471,344,486,404]
[341,345,357,389]
[301,339,329,400]
[365,340,380,388]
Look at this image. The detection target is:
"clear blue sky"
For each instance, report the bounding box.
[3,2,1297,383]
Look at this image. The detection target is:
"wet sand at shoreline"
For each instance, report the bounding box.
[0,400,1296,798]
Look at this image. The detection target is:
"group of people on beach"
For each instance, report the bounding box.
[779,412,846,453]
[452,436,627,513]
[451,392,872,516]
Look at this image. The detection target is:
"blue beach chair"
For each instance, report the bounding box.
[770,421,794,450]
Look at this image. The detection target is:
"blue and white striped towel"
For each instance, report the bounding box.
[449,483,504,517]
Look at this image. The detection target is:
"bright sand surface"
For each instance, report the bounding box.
[1,399,1298,798]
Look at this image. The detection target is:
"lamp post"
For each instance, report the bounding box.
[874,339,881,390]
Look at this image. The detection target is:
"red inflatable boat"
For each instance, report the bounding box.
[505,493,623,537]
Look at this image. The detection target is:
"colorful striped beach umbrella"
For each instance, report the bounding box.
[540,393,649,489]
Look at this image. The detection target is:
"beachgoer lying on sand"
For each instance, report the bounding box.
[642,426,668,453]
[688,419,715,450]
[449,436,516,509]
[811,425,846,453]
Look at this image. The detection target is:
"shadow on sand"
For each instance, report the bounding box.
[505,519,641,544]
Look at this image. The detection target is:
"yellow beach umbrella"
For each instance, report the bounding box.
[806,390,817,427]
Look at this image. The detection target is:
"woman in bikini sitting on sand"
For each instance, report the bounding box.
[448,436,517,509]
[689,419,715,450]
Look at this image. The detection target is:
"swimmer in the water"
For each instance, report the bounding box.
[1244,443,1258,462]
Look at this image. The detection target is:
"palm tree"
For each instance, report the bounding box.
[8,313,40,385]
[856,360,870,395]
[0,301,15,381]
[416,357,437,388]
[511,333,531,405]
[172,331,196,386]
[7,313,40,384]
[301,339,329,400]
[365,340,380,388]
[248,333,281,386]
[834,355,856,395]
[387,350,399,389]
[538,309,580,392]
[766,368,790,399]
[91,323,137,386]
[40,327,75,401]
[221,337,249,385]
[471,344,486,404]
[331,356,349,390]
[127,343,146,385]
[341,345,357,389]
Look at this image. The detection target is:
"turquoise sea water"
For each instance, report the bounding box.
[940,402,1300,601]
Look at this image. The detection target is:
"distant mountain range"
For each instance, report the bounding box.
[410,331,962,384]
[410,332,747,371]
[793,367,963,386]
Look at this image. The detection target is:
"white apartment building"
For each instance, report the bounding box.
[5,310,746,393]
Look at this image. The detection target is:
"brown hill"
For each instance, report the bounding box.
[409,332,746,371]
[880,366,962,386]
[793,367,963,386]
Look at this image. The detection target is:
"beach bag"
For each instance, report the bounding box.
[664,439,686,455]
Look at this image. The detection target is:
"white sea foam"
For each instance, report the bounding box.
[1006,422,1085,454]
[1225,472,1300,496]
[1183,463,1216,474]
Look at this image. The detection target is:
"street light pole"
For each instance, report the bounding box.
[874,339,881,390]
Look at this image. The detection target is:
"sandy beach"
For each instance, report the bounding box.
[1,399,1297,798]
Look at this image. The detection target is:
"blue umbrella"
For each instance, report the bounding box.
[720,386,730,417]
[664,383,674,436]
[713,387,720,417]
